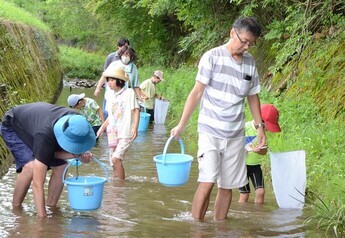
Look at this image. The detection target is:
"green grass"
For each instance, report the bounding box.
[59,45,105,80]
[0,0,49,31]
[304,193,345,237]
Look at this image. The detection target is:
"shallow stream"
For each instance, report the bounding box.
[0,87,327,237]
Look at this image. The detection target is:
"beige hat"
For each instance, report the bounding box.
[103,63,129,82]
[153,70,164,81]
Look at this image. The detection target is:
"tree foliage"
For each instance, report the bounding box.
[6,0,345,71]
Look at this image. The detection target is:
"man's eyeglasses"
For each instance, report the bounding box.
[235,30,256,47]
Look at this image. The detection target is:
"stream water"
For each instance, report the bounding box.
[0,87,328,237]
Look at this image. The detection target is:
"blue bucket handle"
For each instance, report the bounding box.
[62,157,109,183]
[140,103,147,118]
[162,136,185,165]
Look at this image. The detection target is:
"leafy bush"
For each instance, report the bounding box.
[59,45,104,80]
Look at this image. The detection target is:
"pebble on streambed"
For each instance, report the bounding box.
[63,78,97,89]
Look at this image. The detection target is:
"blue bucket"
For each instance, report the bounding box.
[63,158,109,210]
[138,106,151,132]
[153,136,193,187]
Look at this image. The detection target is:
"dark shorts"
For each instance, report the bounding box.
[92,126,100,141]
[0,124,65,173]
[239,164,265,193]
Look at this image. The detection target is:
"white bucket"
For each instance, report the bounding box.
[154,99,169,125]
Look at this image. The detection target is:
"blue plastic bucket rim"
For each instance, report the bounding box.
[64,176,107,186]
[139,104,151,118]
[62,157,109,184]
[153,153,193,164]
[140,112,151,119]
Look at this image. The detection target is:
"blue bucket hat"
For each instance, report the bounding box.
[53,114,96,154]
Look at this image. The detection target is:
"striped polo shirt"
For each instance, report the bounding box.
[196,44,261,139]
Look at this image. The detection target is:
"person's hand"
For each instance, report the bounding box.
[79,152,93,163]
[170,124,184,139]
[158,95,167,101]
[253,128,266,151]
[94,89,100,96]
[131,128,138,140]
[257,146,268,155]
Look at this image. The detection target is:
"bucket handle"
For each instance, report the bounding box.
[139,102,149,118]
[62,157,109,183]
[141,104,148,118]
[162,136,185,165]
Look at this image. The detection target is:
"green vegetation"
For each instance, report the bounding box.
[305,193,345,237]
[59,46,104,80]
[0,2,61,176]
[0,0,49,31]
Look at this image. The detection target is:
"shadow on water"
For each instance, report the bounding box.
[0,87,329,237]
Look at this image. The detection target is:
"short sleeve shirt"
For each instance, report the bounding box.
[245,121,261,165]
[79,98,102,126]
[2,102,77,167]
[106,88,139,138]
[140,78,156,109]
[196,44,261,139]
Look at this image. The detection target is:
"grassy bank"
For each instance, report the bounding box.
[0,0,49,31]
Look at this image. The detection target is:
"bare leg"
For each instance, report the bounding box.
[254,188,265,204]
[191,182,214,220]
[214,188,232,220]
[109,148,115,166]
[111,156,125,180]
[238,193,249,203]
[46,164,67,206]
[13,161,34,207]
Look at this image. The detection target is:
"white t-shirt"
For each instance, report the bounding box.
[106,88,139,138]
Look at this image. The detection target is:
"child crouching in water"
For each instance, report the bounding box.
[97,64,139,179]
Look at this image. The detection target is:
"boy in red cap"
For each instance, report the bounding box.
[239,104,281,204]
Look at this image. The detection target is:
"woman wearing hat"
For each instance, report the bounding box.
[96,64,139,180]
[94,45,143,120]
[0,102,96,217]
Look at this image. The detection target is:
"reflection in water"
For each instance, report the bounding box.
[66,214,102,236]
[0,87,326,237]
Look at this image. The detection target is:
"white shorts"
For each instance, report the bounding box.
[109,138,132,165]
[197,133,247,189]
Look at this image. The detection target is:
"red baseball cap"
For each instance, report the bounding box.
[261,104,281,132]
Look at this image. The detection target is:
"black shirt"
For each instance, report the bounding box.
[2,102,77,166]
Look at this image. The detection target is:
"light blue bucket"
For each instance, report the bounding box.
[63,157,109,210]
[153,136,193,187]
[138,106,151,132]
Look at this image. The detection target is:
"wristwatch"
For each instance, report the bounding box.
[255,122,265,129]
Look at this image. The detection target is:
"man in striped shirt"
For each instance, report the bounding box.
[171,16,266,221]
